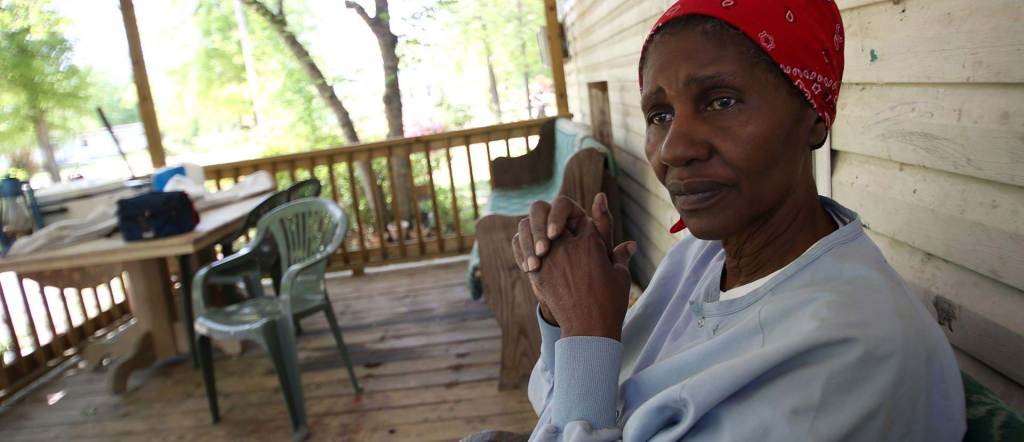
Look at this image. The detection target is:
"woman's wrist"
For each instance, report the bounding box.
[539,303,558,326]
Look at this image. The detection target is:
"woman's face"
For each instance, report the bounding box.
[641,24,825,239]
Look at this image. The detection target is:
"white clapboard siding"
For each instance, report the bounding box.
[833,152,1024,291]
[834,84,1024,187]
[842,0,1024,83]
[867,230,1024,387]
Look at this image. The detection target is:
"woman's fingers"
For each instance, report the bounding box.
[591,193,614,253]
[511,232,526,272]
[517,217,540,272]
[529,201,552,257]
[547,195,586,240]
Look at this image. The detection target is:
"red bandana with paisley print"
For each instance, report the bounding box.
[640,0,845,234]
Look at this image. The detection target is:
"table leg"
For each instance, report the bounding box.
[82,259,178,394]
[178,254,198,368]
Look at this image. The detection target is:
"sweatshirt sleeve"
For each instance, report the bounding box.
[528,305,562,416]
[530,335,624,442]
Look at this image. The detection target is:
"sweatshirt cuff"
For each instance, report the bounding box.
[551,336,623,429]
[537,304,561,371]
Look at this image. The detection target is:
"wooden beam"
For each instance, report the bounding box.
[119,0,166,169]
[543,0,570,116]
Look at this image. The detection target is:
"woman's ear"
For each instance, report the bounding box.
[808,112,828,151]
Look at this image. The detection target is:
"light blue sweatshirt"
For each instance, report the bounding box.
[528,198,965,441]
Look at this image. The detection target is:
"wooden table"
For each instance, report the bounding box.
[0,194,268,393]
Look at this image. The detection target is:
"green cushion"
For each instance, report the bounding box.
[963,373,1024,441]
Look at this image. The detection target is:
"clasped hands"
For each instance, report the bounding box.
[511,193,637,341]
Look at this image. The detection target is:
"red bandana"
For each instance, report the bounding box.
[642,0,845,234]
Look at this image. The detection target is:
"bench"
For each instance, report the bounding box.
[471,117,620,389]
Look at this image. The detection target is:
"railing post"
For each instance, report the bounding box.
[543,0,570,117]
[0,281,26,374]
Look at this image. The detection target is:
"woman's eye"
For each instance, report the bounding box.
[647,111,673,126]
[706,97,736,111]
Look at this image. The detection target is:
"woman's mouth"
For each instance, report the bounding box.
[667,180,729,211]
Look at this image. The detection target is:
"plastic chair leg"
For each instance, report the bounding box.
[324,307,362,393]
[242,273,264,298]
[263,322,310,441]
[197,335,220,423]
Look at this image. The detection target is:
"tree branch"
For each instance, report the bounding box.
[345,1,375,27]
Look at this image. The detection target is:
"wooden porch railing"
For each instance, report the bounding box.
[0,117,549,402]
[0,266,132,401]
[203,117,553,272]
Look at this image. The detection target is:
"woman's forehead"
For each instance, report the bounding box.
[640,29,764,95]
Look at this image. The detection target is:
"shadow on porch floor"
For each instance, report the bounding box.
[0,258,535,441]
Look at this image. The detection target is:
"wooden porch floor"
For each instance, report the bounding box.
[0,259,536,441]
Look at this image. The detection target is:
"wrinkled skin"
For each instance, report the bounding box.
[512,22,834,340]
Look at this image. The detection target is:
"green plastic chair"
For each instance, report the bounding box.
[192,197,362,441]
[213,179,323,297]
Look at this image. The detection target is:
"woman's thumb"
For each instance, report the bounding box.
[611,241,637,267]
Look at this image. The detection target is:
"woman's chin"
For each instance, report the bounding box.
[676,212,733,240]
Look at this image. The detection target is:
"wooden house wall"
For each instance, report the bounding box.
[558,0,1024,409]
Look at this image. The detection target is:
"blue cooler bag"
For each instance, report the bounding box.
[117,191,199,241]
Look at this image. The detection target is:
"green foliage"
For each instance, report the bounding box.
[435,0,551,122]
[162,0,343,156]
[0,0,95,154]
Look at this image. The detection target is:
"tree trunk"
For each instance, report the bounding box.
[242,0,381,220]
[516,0,532,118]
[233,0,263,127]
[33,112,60,183]
[483,37,503,122]
[348,0,414,227]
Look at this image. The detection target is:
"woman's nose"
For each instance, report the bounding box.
[659,119,712,168]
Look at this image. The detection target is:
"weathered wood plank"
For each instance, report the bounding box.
[842,0,1024,83]
[834,83,1024,187]
[867,230,1024,386]
[832,152,1024,291]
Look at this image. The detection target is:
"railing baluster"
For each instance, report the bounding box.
[385,147,407,258]
[408,150,427,256]
[464,136,480,221]
[107,281,123,318]
[444,139,463,252]
[214,170,223,191]
[308,159,317,189]
[59,288,78,346]
[327,155,340,203]
[88,287,108,327]
[345,153,369,263]
[288,160,297,184]
[423,144,445,252]
[324,156,349,266]
[115,275,131,315]
[13,278,45,365]
[0,282,26,374]
[233,167,242,186]
[504,131,512,157]
[41,286,66,354]
[74,288,94,335]
[365,156,388,260]
[23,279,57,357]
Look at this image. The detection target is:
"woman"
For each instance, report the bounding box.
[511,0,966,440]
